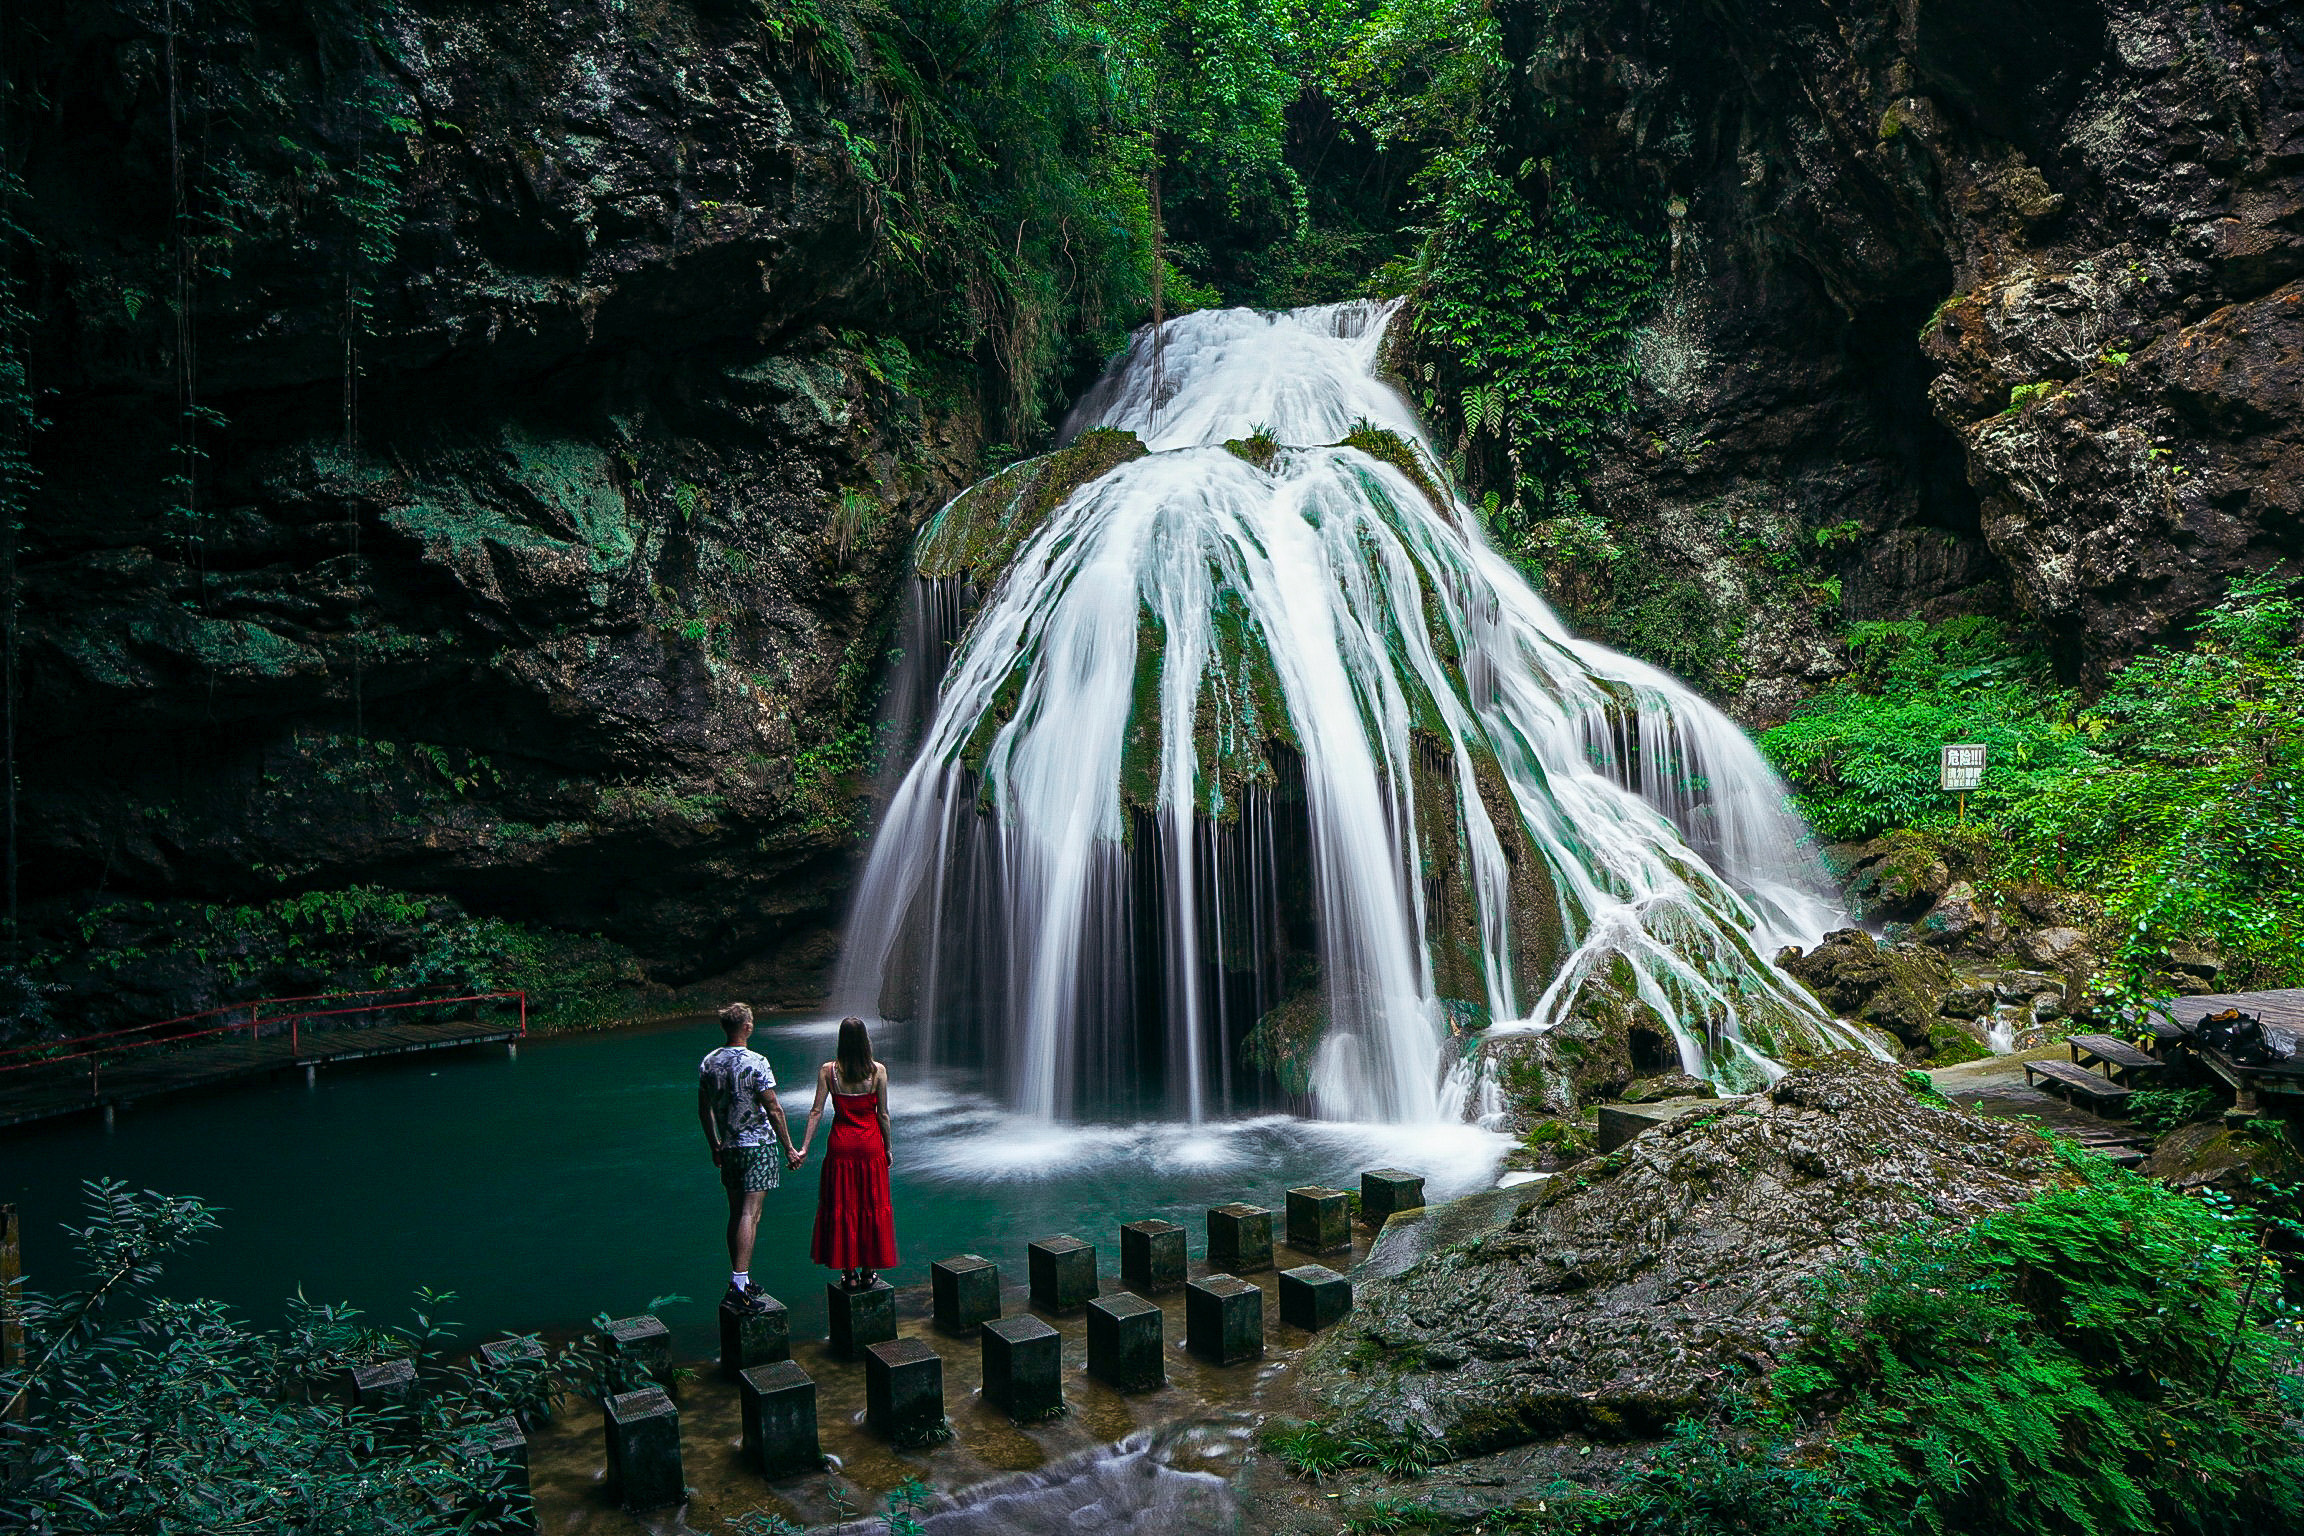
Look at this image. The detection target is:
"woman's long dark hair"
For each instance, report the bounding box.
[835,1016,876,1089]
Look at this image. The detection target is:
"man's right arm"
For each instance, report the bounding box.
[697,1081,723,1165]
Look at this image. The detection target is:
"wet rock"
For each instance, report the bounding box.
[2016,926,2094,971]
[2163,941,2228,981]
[1916,881,2008,953]
[1618,1073,1714,1104]
[2142,1121,2304,1195]
[1994,970,2059,1003]
[1841,837,1952,922]
[1926,1019,1995,1064]
[1938,985,1996,1020]
[1779,929,1955,1050]
[1300,1055,2059,1456]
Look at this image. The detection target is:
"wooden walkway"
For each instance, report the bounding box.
[0,1020,520,1131]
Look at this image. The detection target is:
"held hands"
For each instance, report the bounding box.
[787,1143,807,1170]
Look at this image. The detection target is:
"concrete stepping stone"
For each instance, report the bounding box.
[1120,1219,1186,1292]
[1278,1263,1351,1330]
[1185,1273,1264,1365]
[981,1314,1063,1420]
[1206,1202,1273,1273]
[1086,1292,1164,1392]
[739,1360,820,1478]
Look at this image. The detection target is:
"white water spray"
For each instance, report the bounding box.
[839,302,1872,1125]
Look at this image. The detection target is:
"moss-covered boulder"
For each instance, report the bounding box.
[915,428,1147,582]
[1300,1055,2060,1456]
[1841,833,1952,921]
[2141,1119,2304,1195]
[1239,986,1326,1097]
[1779,928,1955,1052]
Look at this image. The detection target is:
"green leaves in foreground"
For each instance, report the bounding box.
[1,1182,536,1535]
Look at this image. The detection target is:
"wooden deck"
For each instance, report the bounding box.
[0,1020,520,1131]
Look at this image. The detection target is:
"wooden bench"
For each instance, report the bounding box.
[2024,1058,2135,1112]
[2066,1033,2165,1087]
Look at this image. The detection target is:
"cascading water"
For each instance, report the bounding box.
[838,301,1876,1126]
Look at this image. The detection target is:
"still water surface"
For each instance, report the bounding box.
[1,1014,1507,1354]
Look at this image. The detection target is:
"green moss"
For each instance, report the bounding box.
[1223,427,1281,470]
[915,428,1146,582]
[1337,422,1446,513]
[1925,1020,1992,1065]
[1241,986,1326,1095]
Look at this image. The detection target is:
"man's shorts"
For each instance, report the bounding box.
[721,1140,781,1194]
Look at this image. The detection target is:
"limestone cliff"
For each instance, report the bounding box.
[1498,0,2303,719]
[12,0,990,1020]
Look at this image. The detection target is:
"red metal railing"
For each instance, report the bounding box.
[0,986,527,1092]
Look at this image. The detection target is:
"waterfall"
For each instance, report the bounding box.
[837,301,1873,1125]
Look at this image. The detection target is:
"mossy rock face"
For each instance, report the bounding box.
[915,428,1147,582]
[1924,1019,1994,1065]
[2141,1120,2304,1193]
[1223,431,1281,470]
[1779,928,1955,1052]
[1298,1055,2062,1459]
[1336,424,1446,513]
[1241,986,1327,1096]
[1842,833,1953,922]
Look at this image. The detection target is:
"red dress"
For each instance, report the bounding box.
[811,1089,898,1270]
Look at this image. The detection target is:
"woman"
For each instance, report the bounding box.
[798,1015,898,1289]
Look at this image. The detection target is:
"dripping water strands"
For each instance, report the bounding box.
[838,302,1879,1130]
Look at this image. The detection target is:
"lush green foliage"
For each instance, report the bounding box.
[18,887,649,1040]
[1313,0,1663,543]
[0,1183,542,1534]
[1760,576,2304,987]
[1759,616,2093,841]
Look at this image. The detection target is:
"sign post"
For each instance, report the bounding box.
[1940,743,1987,822]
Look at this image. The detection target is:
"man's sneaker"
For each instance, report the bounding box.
[724,1282,769,1315]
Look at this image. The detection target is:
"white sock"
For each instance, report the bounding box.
[731,1271,749,1290]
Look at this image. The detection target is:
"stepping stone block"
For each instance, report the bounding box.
[981,1315,1063,1421]
[603,1388,683,1512]
[865,1338,945,1446]
[349,1357,416,1411]
[719,1294,790,1378]
[1286,1186,1351,1254]
[599,1314,672,1378]
[827,1278,897,1357]
[474,1416,534,1534]
[1086,1292,1164,1393]
[1360,1168,1425,1224]
[1029,1235,1097,1312]
[1206,1203,1273,1273]
[1186,1274,1264,1365]
[932,1254,1001,1335]
[1120,1219,1187,1293]
[1279,1263,1352,1331]
[739,1360,820,1479]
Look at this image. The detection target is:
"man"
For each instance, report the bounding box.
[697,1002,801,1313]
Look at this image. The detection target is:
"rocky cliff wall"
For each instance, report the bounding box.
[1500,0,2302,720]
[13,0,986,1018]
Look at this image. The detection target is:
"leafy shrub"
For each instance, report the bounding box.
[2127,1085,2220,1135]
[1760,576,2304,987]
[0,1183,533,1535]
